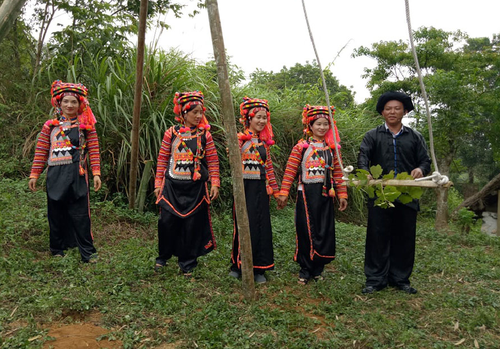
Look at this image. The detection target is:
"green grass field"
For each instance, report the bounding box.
[1,178,499,348]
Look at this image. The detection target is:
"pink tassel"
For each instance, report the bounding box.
[193,171,201,181]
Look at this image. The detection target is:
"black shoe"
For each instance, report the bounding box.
[397,284,417,294]
[254,274,267,284]
[362,285,386,294]
[228,270,241,279]
[362,286,377,294]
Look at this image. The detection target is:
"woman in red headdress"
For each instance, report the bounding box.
[28,80,101,263]
[229,97,279,284]
[153,91,220,278]
[277,105,348,284]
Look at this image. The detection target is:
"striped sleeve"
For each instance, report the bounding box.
[265,145,279,195]
[333,149,347,199]
[86,127,101,176]
[154,127,173,188]
[29,124,52,179]
[279,142,304,197]
[205,130,220,187]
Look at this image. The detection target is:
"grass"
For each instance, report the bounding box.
[1,178,499,348]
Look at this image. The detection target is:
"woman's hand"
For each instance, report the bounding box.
[210,186,219,201]
[276,195,288,210]
[94,176,102,192]
[29,178,37,192]
[338,198,348,212]
[154,187,161,199]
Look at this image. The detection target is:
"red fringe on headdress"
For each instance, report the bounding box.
[50,80,96,129]
[173,91,210,129]
[302,104,340,149]
[239,96,275,145]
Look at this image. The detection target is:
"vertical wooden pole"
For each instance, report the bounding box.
[206,0,255,300]
[0,0,27,43]
[497,190,500,236]
[128,0,149,209]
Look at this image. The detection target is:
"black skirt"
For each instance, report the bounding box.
[295,182,336,263]
[231,179,274,271]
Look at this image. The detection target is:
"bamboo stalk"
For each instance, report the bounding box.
[206,0,255,301]
[136,160,153,213]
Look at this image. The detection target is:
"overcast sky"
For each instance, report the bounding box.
[149,0,500,103]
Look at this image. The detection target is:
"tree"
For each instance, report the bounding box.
[249,61,355,110]
[353,27,500,229]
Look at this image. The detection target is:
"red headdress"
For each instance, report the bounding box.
[302,104,340,148]
[239,96,274,145]
[50,80,96,130]
[172,91,210,130]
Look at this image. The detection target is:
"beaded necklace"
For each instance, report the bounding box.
[174,126,205,181]
[308,137,336,198]
[48,116,85,150]
[47,115,88,176]
[246,130,273,195]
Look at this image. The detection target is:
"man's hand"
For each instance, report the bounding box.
[411,168,423,179]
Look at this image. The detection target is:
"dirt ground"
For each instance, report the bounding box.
[42,323,122,349]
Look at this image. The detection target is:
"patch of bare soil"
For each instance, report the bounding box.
[43,323,122,349]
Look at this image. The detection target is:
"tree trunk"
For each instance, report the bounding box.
[34,0,55,77]
[128,0,148,209]
[435,186,449,231]
[0,0,27,43]
[454,172,500,214]
[434,154,453,231]
[206,0,255,301]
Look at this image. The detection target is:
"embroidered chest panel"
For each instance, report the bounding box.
[168,130,204,180]
[241,139,266,180]
[48,122,79,166]
[301,142,332,184]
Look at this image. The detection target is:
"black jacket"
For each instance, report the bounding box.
[357,124,431,210]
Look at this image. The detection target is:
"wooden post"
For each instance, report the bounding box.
[497,190,500,236]
[0,0,27,43]
[206,0,255,300]
[128,0,149,209]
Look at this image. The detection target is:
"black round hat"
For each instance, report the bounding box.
[376,91,414,114]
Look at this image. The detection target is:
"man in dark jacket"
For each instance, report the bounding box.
[357,91,431,294]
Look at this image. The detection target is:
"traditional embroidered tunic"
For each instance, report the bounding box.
[231,133,279,274]
[29,120,101,261]
[154,125,220,272]
[280,139,347,279]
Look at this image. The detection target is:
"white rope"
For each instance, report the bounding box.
[405,0,448,185]
[301,0,353,179]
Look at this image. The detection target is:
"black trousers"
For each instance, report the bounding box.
[47,194,96,262]
[364,203,417,288]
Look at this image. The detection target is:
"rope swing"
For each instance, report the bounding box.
[300,0,354,180]
[404,0,449,186]
[301,0,449,187]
